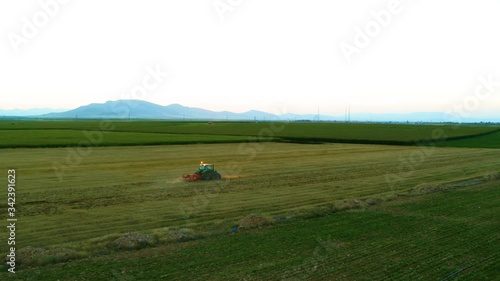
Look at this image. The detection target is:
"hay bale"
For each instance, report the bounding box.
[413,183,446,194]
[15,246,48,265]
[365,198,381,206]
[47,248,82,258]
[167,228,195,242]
[238,214,271,229]
[487,172,500,181]
[334,199,363,211]
[112,232,155,250]
[152,227,196,243]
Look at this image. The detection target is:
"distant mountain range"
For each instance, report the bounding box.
[2,100,499,122]
[40,100,280,121]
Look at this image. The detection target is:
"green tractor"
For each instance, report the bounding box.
[183,161,222,181]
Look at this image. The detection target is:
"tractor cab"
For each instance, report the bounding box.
[197,161,215,172]
[182,161,222,181]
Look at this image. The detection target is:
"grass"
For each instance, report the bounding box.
[3,176,498,280]
[437,130,500,148]
[0,129,253,148]
[1,120,499,148]
[0,143,498,252]
[1,121,498,279]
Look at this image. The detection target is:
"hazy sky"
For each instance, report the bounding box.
[1,0,500,116]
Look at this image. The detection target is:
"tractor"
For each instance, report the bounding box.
[183,161,222,182]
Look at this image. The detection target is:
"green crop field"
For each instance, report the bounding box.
[0,121,498,279]
[437,130,500,148]
[1,120,500,148]
[0,129,252,148]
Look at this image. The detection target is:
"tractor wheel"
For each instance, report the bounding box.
[201,172,211,180]
[213,172,221,180]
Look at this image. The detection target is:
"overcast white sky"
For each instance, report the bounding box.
[1,0,499,116]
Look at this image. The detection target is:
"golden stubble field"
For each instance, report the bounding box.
[1,142,499,250]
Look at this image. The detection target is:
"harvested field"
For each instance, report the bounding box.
[1,142,498,251]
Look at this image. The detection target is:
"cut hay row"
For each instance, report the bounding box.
[1,143,499,253]
[4,181,498,279]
